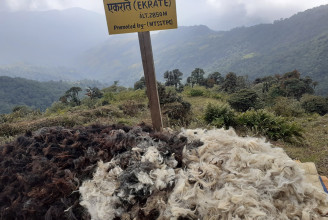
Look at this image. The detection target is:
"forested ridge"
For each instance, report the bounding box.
[80,5,328,95]
[0,76,104,114]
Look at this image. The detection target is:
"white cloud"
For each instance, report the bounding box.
[1,0,103,12]
[1,0,327,30]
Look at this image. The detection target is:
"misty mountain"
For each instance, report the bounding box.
[0,64,88,81]
[0,5,328,94]
[78,5,328,94]
[0,8,108,66]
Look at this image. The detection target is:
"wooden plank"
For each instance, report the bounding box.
[138,31,163,132]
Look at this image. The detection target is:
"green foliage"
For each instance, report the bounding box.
[283,78,314,100]
[268,86,287,101]
[115,89,147,103]
[301,94,328,116]
[158,84,182,105]
[204,103,236,129]
[205,72,224,88]
[81,98,98,109]
[0,106,41,123]
[100,87,146,106]
[103,81,127,93]
[162,101,192,126]
[134,77,146,90]
[60,87,82,106]
[228,89,260,112]
[164,69,183,89]
[157,83,192,125]
[187,68,205,87]
[45,102,67,115]
[222,72,238,93]
[189,89,205,97]
[99,92,116,106]
[119,100,145,117]
[271,97,305,117]
[85,87,103,100]
[237,109,303,142]
[0,123,21,137]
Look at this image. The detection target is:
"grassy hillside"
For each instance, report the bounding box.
[1,73,327,176]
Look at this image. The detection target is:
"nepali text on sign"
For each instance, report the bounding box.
[103,0,177,34]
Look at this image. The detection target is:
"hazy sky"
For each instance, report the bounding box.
[1,0,327,30]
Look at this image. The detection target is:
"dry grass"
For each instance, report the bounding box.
[279,115,328,175]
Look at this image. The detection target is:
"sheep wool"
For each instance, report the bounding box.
[79,128,328,220]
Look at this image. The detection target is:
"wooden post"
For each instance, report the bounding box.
[138,31,163,132]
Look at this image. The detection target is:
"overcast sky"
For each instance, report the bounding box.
[1,0,327,30]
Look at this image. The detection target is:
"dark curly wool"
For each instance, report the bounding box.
[0,124,187,220]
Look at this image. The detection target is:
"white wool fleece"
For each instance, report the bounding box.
[165,128,328,219]
[80,128,328,220]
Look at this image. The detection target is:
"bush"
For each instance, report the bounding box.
[272,97,304,117]
[189,89,204,97]
[228,89,260,112]
[158,84,192,125]
[45,102,67,115]
[158,84,182,105]
[162,101,192,126]
[204,103,236,129]
[98,92,116,106]
[237,109,303,142]
[0,123,21,137]
[119,100,145,117]
[81,98,98,109]
[301,94,328,116]
[115,89,147,102]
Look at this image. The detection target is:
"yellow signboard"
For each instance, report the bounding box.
[103,0,177,34]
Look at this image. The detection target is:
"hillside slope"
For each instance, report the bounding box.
[0,76,106,114]
[79,5,328,94]
[0,77,72,113]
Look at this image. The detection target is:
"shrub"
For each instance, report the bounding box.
[272,97,304,117]
[162,101,192,126]
[204,103,236,129]
[0,123,21,137]
[237,109,303,142]
[98,92,116,106]
[158,84,182,105]
[81,98,98,109]
[268,86,287,100]
[45,102,67,115]
[189,89,204,97]
[158,84,192,125]
[119,100,145,117]
[228,89,260,112]
[301,94,328,116]
[115,89,147,102]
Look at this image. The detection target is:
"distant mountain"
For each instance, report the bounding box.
[0,8,108,66]
[0,64,87,82]
[1,6,328,95]
[79,5,328,95]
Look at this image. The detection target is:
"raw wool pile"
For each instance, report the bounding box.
[0,123,189,220]
[80,128,328,220]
